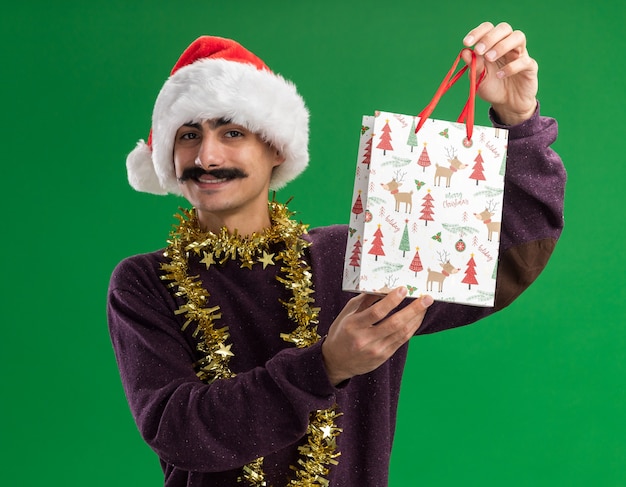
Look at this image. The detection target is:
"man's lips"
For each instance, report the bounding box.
[178,167,248,184]
[197,175,228,184]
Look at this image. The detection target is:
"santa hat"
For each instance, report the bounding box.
[126,36,309,195]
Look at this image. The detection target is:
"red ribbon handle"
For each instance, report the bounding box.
[414,48,486,142]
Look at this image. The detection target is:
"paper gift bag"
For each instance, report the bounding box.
[342,49,509,307]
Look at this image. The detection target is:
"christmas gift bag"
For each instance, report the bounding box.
[342,49,508,306]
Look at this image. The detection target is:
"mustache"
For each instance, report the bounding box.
[177,167,248,183]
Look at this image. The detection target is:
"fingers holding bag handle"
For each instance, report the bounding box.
[462,22,538,125]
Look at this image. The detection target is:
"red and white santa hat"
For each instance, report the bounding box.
[126,36,309,195]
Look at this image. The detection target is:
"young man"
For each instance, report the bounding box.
[108,22,566,486]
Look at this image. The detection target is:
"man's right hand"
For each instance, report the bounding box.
[322,288,433,386]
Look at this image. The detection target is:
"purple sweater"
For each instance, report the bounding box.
[107,107,566,486]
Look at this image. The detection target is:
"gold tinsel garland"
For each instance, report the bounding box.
[160,201,342,486]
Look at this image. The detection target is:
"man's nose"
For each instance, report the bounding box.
[196,134,224,169]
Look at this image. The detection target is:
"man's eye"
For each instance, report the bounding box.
[180,132,199,140]
[225,130,243,138]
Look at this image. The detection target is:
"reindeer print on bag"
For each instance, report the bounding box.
[433,146,467,187]
[426,251,460,292]
[474,200,501,241]
[381,170,413,213]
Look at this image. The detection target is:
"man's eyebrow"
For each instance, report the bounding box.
[208,117,233,129]
[181,122,202,130]
[181,118,233,130]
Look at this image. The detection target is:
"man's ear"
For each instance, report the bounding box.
[273,149,286,168]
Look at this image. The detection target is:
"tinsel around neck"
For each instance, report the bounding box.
[171,199,311,269]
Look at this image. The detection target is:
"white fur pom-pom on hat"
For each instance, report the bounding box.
[126,36,309,195]
[126,140,167,195]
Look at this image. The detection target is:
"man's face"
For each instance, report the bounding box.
[173,119,285,231]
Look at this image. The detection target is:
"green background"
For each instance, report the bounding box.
[1,1,623,485]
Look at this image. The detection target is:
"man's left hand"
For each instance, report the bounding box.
[462,21,538,125]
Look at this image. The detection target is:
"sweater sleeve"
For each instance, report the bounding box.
[107,255,337,472]
[417,103,566,334]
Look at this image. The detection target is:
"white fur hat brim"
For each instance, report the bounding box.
[126,56,309,195]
